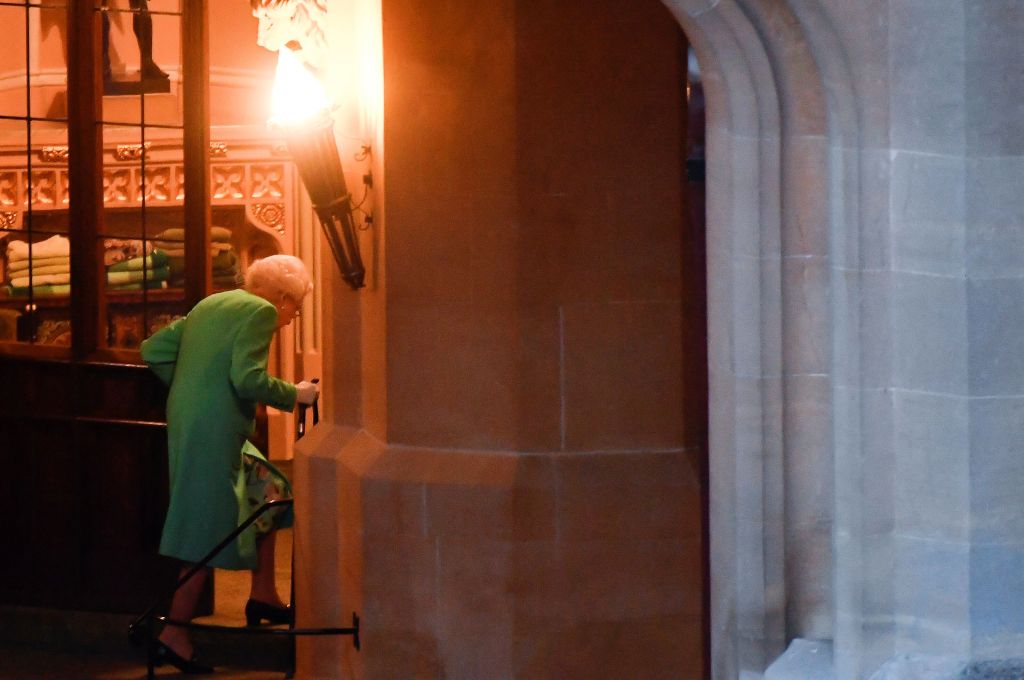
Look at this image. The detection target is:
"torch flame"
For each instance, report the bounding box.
[269,46,331,127]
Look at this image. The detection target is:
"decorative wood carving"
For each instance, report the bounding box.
[115,142,153,161]
[140,167,175,202]
[39,146,69,163]
[59,170,70,205]
[104,169,133,203]
[252,165,286,199]
[0,211,17,229]
[0,172,18,206]
[30,171,59,206]
[251,202,286,235]
[212,165,246,200]
[210,142,228,158]
[175,166,186,201]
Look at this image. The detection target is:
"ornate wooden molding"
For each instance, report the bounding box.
[39,146,69,163]
[251,202,286,235]
[32,142,230,165]
[0,210,18,229]
[114,143,153,161]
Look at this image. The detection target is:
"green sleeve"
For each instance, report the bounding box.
[229,304,298,412]
[140,317,185,385]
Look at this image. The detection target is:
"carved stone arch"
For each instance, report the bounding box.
[658,1,864,677]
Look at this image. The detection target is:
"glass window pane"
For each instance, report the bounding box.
[0,120,71,346]
[101,0,185,348]
[102,122,189,348]
[102,1,182,129]
[210,207,242,292]
[0,4,29,120]
[32,4,68,121]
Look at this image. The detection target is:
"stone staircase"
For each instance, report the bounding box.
[0,528,295,676]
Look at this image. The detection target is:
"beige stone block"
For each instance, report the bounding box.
[513,305,563,452]
[508,541,568,616]
[361,629,445,680]
[561,538,703,619]
[512,614,704,680]
[556,451,702,542]
[436,537,514,678]
[562,301,685,451]
[427,480,514,538]
[363,535,438,632]
[510,455,558,541]
[387,303,519,449]
[362,477,426,538]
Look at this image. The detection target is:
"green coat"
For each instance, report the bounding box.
[140,288,297,570]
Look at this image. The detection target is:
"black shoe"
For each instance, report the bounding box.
[141,61,170,81]
[154,640,215,675]
[245,599,293,626]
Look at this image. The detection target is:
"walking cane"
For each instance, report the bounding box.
[296,378,320,440]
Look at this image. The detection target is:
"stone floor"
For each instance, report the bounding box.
[1,505,296,679]
[0,644,288,679]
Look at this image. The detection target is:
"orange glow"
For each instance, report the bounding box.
[268,46,330,127]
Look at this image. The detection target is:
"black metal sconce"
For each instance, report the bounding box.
[269,47,366,291]
[279,115,366,290]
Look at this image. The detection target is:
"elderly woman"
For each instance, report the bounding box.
[140,254,319,674]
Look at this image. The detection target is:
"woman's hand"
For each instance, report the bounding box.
[295,380,320,405]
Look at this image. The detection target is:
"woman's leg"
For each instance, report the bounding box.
[250,530,287,606]
[158,565,210,656]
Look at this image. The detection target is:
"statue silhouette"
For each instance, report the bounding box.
[102,0,170,89]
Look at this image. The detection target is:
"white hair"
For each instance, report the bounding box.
[244,254,313,303]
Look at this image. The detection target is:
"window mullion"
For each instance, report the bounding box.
[67,0,104,359]
[182,0,210,308]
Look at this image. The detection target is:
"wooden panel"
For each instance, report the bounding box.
[75,363,169,423]
[0,355,176,613]
[24,421,82,608]
[0,422,34,596]
[78,420,177,613]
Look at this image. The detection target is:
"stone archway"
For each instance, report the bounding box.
[300,0,1024,677]
[294,0,888,678]
[661,1,866,678]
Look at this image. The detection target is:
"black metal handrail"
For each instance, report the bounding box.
[129,386,359,679]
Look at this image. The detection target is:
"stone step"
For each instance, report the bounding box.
[0,604,293,672]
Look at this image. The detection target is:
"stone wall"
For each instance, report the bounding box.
[296,0,707,678]
[297,0,1024,678]
[666,1,1024,679]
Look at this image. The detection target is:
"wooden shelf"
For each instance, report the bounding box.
[0,286,239,308]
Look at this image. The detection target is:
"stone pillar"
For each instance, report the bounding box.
[295,0,708,678]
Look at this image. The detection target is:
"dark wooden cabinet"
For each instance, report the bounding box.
[0,356,178,613]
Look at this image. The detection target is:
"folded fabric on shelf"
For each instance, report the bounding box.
[213,273,241,288]
[6,284,71,297]
[7,254,71,275]
[155,226,232,243]
[10,272,71,288]
[103,239,153,267]
[213,250,237,271]
[152,242,232,257]
[107,266,170,286]
[167,256,185,278]
[107,249,170,273]
[6,262,71,278]
[7,235,70,261]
